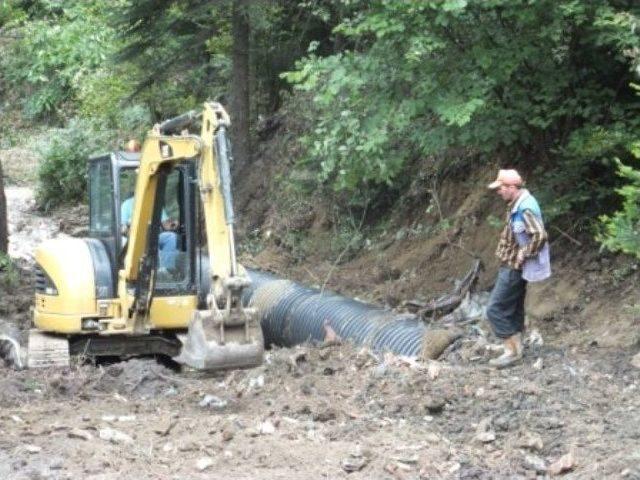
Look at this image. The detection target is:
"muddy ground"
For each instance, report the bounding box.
[1,186,640,480]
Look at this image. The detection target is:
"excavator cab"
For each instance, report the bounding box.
[88,154,196,290]
[30,103,264,370]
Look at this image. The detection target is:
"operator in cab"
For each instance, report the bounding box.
[121,139,179,271]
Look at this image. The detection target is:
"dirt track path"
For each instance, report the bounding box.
[5,186,67,264]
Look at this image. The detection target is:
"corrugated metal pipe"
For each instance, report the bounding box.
[244,269,454,358]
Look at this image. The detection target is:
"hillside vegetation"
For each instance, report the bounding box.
[1,0,640,261]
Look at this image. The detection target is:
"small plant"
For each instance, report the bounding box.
[486,214,504,230]
[598,146,640,258]
[0,253,20,290]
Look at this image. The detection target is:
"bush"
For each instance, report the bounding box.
[598,142,640,258]
[36,118,110,209]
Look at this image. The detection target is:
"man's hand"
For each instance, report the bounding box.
[516,249,526,268]
[162,219,178,231]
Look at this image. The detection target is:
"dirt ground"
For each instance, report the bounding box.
[1,180,640,479]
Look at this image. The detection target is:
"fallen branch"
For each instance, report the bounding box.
[404,259,482,320]
[551,225,582,246]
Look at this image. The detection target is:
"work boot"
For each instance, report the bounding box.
[489,334,523,369]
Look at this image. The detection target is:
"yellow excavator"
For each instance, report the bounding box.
[30,102,264,370]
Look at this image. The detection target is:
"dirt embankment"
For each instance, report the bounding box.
[235,119,640,353]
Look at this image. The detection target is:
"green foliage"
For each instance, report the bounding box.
[2,1,125,120]
[36,118,111,209]
[0,0,26,27]
[0,253,19,290]
[537,122,640,223]
[284,0,640,216]
[598,143,640,258]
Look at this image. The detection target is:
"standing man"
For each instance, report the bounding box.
[487,169,551,368]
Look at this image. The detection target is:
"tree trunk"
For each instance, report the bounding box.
[230,0,251,173]
[0,160,8,255]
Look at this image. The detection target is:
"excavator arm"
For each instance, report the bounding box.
[123,102,263,370]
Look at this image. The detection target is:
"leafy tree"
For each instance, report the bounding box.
[284,0,640,218]
[115,0,344,167]
[2,0,126,121]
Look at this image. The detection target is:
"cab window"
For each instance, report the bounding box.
[89,159,115,236]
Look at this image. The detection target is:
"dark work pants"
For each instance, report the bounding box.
[486,266,527,339]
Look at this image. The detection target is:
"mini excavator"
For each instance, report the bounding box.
[30,102,263,370]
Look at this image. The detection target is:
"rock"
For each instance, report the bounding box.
[533,358,543,370]
[221,428,234,442]
[249,375,265,390]
[24,444,42,453]
[523,454,547,473]
[518,432,544,451]
[300,379,315,395]
[99,427,133,445]
[631,353,640,370]
[288,349,308,370]
[323,321,340,343]
[421,329,463,360]
[258,421,275,435]
[548,451,576,476]
[526,329,544,347]
[154,418,178,436]
[426,361,441,380]
[341,446,370,473]
[424,433,441,444]
[162,443,174,453]
[196,457,214,471]
[199,394,228,409]
[620,468,640,478]
[312,406,338,422]
[296,404,312,415]
[49,458,65,470]
[390,454,419,465]
[422,396,446,414]
[539,416,565,430]
[372,364,387,378]
[68,428,93,441]
[437,461,461,475]
[476,431,496,443]
[493,415,511,432]
[475,417,495,443]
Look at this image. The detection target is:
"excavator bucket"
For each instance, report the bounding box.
[174,309,264,371]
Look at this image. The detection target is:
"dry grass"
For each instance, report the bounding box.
[0,147,40,186]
